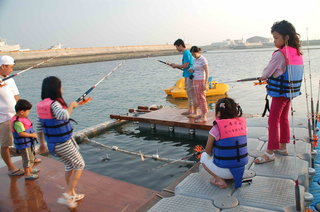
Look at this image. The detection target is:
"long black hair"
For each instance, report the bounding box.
[215,97,242,119]
[41,76,67,107]
[271,20,302,55]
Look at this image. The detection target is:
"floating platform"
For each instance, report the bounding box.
[110,106,257,137]
[109,106,316,211]
[0,155,157,212]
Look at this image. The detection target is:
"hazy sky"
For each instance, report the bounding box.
[1,0,319,50]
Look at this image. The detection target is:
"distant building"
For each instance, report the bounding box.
[0,39,21,52]
[246,36,269,43]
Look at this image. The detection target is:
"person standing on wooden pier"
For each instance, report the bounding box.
[170,39,197,116]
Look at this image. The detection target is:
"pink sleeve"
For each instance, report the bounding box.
[261,51,286,79]
[209,125,220,141]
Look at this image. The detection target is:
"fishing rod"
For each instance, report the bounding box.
[157,60,183,70]
[316,80,320,127]
[303,65,313,143]
[306,28,316,134]
[0,56,56,82]
[213,77,266,85]
[75,62,123,104]
[285,44,301,211]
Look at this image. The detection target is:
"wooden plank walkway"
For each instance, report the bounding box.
[110,107,256,131]
[111,107,216,131]
[0,156,157,212]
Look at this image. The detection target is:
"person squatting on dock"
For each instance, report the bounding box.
[0,55,45,176]
[11,99,40,180]
[189,46,209,122]
[254,20,304,164]
[170,39,197,116]
[36,76,85,208]
[200,97,248,189]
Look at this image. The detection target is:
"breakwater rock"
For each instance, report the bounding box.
[0,44,179,70]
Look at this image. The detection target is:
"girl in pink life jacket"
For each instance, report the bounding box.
[36,76,85,208]
[254,20,304,164]
[200,97,248,189]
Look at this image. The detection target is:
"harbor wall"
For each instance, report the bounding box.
[0,44,180,70]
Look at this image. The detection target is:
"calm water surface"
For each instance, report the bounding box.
[14,47,320,190]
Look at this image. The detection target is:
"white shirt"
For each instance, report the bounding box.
[193,55,208,80]
[0,77,19,123]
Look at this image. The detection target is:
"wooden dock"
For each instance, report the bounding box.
[0,156,157,212]
[111,107,216,131]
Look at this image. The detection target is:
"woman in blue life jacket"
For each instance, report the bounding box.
[254,20,304,164]
[36,76,85,208]
[200,97,248,189]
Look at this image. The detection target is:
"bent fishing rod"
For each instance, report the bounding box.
[0,56,56,82]
[75,62,124,104]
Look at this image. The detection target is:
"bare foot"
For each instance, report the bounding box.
[195,118,207,123]
[187,114,201,118]
[210,177,227,189]
[181,111,191,115]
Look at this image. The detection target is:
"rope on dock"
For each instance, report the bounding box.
[82,137,195,165]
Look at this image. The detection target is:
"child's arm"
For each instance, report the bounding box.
[261,51,286,80]
[205,134,215,156]
[18,131,37,138]
[14,121,37,138]
[36,119,47,154]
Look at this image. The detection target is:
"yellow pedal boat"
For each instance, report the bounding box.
[165,77,229,99]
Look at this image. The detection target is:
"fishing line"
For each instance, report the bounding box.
[306,28,316,133]
[303,57,313,142]
[285,43,301,211]
[315,80,320,127]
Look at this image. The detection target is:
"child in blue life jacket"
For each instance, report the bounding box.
[200,97,248,189]
[254,20,304,164]
[36,76,85,208]
[10,99,39,180]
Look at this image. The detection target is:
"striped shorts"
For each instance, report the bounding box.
[55,139,85,172]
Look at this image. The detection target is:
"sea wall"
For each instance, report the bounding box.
[0,44,180,70]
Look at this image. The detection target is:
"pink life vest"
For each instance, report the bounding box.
[10,116,33,132]
[215,117,247,139]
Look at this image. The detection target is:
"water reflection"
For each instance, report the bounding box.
[9,176,49,212]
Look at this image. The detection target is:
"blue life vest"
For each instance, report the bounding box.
[10,116,36,150]
[36,98,73,155]
[267,46,304,98]
[213,117,248,188]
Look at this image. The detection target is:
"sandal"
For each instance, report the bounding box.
[25,174,39,180]
[8,169,25,176]
[254,152,275,164]
[274,149,289,156]
[57,193,77,208]
[72,193,85,201]
[31,168,40,174]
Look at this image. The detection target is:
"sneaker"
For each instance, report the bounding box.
[57,193,77,208]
